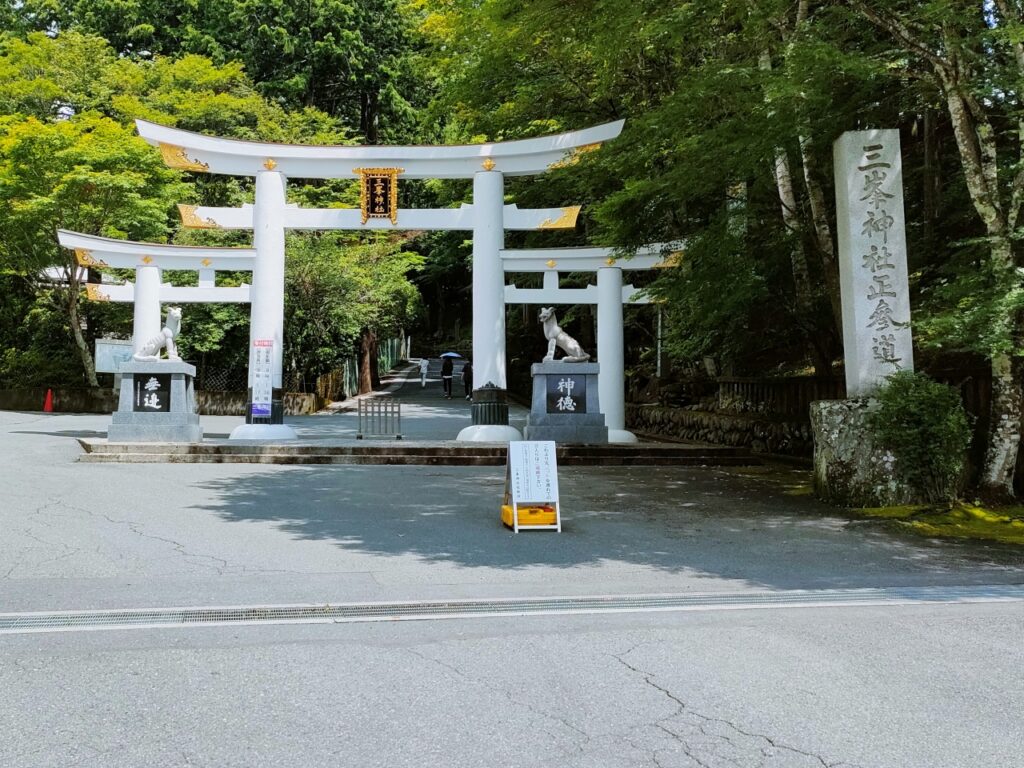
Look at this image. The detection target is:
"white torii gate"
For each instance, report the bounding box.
[57,231,254,355]
[503,245,674,443]
[135,119,625,440]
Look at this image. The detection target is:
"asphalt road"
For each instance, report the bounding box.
[2,405,1023,767]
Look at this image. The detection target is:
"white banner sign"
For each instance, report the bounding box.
[251,338,274,417]
[507,441,559,505]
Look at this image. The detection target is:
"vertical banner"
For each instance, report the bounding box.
[834,129,914,397]
[251,338,274,417]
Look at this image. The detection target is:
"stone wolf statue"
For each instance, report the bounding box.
[133,307,183,362]
[539,306,591,362]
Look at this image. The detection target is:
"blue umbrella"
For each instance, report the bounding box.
[440,351,462,358]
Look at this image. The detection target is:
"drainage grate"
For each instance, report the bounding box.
[2,585,1022,635]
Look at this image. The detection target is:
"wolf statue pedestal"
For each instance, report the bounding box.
[107,361,202,443]
[524,362,608,444]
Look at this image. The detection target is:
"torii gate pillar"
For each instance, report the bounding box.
[459,169,523,442]
[230,170,297,440]
[133,264,163,355]
[597,266,636,443]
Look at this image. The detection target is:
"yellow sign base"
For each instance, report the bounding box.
[501,504,558,528]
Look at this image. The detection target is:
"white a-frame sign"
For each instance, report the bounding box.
[503,441,561,533]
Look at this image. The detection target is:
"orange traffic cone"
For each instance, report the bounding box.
[43,388,53,413]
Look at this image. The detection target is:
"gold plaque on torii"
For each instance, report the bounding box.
[353,167,403,225]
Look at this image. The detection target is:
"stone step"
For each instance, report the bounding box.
[78,439,747,458]
[77,436,759,466]
[79,441,507,456]
[78,450,757,466]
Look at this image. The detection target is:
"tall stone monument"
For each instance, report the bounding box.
[833,129,914,393]
[812,129,916,506]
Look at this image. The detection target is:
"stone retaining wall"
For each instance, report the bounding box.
[0,388,118,413]
[626,404,813,456]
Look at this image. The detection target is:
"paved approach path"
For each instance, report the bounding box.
[273,358,530,442]
[2,367,1023,767]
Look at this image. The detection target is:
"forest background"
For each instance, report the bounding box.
[1,0,1023,496]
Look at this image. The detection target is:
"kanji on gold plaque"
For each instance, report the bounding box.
[353,167,403,225]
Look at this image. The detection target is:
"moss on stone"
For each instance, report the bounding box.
[857,502,1024,545]
[782,485,813,496]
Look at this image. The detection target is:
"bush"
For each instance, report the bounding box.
[867,371,972,503]
[0,347,83,389]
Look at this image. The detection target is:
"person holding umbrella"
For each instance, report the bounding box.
[440,353,456,398]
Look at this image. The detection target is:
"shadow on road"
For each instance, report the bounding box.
[188,462,1024,590]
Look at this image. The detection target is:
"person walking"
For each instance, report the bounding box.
[441,356,454,399]
[461,360,473,400]
[419,357,429,388]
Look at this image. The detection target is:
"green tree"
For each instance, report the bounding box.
[0,30,364,387]
[11,0,425,142]
[285,233,422,391]
[840,0,1024,496]
[0,113,187,385]
[419,0,859,372]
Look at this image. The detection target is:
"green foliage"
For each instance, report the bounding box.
[0,113,186,262]
[0,32,349,142]
[285,233,423,382]
[0,28,372,386]
[10,0,425,141]
[915,254,1024,359]
[647,217,789,371]
[867,371,972,503]
[417,0,893,372]
[0,278,84,387]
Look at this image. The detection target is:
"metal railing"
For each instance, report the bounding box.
[715,376,846,416]
[357,397,402,439]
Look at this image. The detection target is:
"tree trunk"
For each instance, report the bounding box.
[922,108,939,252]
[358,328,375,395]
[773,178,809,286]
[758,52,814,311]
[370,329,381,390]
[65,279,99,388]
[434,282,445,338]
[938,74,1022,496]
[798,135,843,336]
[360,89,380,145]
[982,352,1023,498]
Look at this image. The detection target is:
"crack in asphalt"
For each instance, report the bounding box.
[42,498,304,577]
[611,646,842,768]
[3,501,84,579]
[402,646,592,753]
